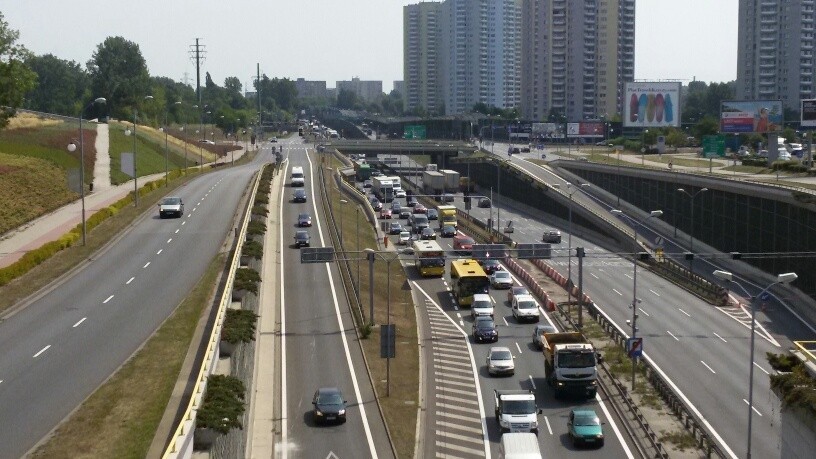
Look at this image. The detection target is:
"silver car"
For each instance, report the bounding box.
[486,347,515,376]
[158,196,184,218]
[490,271,514,289]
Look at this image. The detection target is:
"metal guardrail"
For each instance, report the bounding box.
[161,166,264,458]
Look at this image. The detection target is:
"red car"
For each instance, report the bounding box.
[380,208,393,219]
[453,234,475,253]
[413,203,427,214]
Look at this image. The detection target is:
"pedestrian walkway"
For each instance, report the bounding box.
[93,123,112,191]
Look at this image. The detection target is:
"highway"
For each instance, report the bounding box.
[0,148,270,458]
[277,139,394,458]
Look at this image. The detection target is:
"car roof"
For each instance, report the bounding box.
[493,271,510,276]
[296,230,309,236]
[515,294,536,301]
[571,408,598,416]
[489,346,511,354]
[317,387,342,396]
[473,293,491,301]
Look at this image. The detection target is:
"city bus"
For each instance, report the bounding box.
[413,240,446,277]
[450,259,490,307]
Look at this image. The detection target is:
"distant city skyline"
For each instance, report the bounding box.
[3,0,738,94]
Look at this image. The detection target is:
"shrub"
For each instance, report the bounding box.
[254,194,269,205]
[221,309,258,344]
[233,267,261,294]
[247,221,266,236]
[251,205,268,217]
[241,240,263,260]
[196,375,246,434]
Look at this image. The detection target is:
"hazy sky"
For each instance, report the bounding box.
[3,0,738,93]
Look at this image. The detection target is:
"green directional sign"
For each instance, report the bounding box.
[404,125,427,139]
[702,135,726,158]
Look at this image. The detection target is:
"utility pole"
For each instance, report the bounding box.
[189,39,206,105]
[257,63,262,130]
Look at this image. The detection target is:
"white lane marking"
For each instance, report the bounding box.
[649,289,660,297]
[595,391,635,458]
[743,399,763,416]
[175,229,180,234]
[612,288,622,296]
[157,249,162,255]
[713,332,728,343]
[167,238,173,244]
[594,303,739,458]
[624,273,633,280]
[667,331,680,341]
[590,273,599,279]
[33,345,51,358]
[126,277,135,285]
[528,375,536,391]
[544,416,553,435]
[502,317,509,326]
[515,342,522,354]
[103,295,114,304]
[193,207,197,212]
[182,221,186,225]
[306,154,379,458]
[73,317,87,328]
[413,282,491,459]
[701,361,717,374]
[638,307,650,317]
[279,160,289,458]
[143,262,150,268]
[753,362,770,375]
[679,308,691,317]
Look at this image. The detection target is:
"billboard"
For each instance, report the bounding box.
[531,123,565,139]
[567,122,604,138]
[624,82,681,127]
[720,100,783,133]
[802,99,816,127]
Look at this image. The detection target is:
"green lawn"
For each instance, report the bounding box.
[108,123,190,185]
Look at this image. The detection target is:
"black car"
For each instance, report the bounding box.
[421,227,437,240]
[472,317,498,343]
[389,222,403,235]
[363,180,372,188]
[293,189,307,203]
[478,197,491,208]
[294,230,311,247]
[370,198,382,211]
[440,225,457,238]
[297,213,312,227]
[481,259,502,274]
[426,208,439,220]
[312,387,347,424]
[391,201,401,213]
[406,196,418,207]
[399,209,412,219]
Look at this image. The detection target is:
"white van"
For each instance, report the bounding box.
[499,432,542,459]
[291,166,305,187]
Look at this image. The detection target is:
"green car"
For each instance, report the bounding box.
[568,409,604,447]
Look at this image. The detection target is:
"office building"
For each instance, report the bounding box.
[736,0,816,110]
[336,77,383,103]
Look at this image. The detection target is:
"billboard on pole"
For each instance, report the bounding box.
[623,82,681,127]
[720,100,783,133]
[531,123,565,139]
[802,99,816,127]
[567,122,605,138]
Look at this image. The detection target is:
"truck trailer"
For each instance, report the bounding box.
[440,169,461,192]
[422,170,445,196]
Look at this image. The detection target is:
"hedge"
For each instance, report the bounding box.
[221,309,259,345]
[196,374,246,434]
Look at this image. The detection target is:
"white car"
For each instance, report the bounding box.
[395,189,407,199]
[471,293,494,318]
[398,231,411,245]
[486,346,515,376]
[158,196,184,218]
[490,271,514,289]
[512,294,540,322]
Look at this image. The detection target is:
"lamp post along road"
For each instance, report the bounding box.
[68,97,107,245]
[713,270,797,459]
[677,187,708,273]
[554,182,590,305]
[611,208,663,390]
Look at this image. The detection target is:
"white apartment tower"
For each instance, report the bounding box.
[404,2,443,114]
[736,0,816,110]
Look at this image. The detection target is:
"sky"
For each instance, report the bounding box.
[2,0,738,94]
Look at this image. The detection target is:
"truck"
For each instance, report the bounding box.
[542,332,599,399]
[426,163,438,172]
[440,169,461,192]
[372,176,394,203]
[436,205,458,229]
[422,170,445,196]
[494,389,540,434]
[354,161,371,181]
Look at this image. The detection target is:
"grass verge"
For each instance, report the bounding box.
[30,253,225,458]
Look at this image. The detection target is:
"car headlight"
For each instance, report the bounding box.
[499,419,509,428]
[531,419,538,428]
[338,409,346,415]
[315,410,323,416]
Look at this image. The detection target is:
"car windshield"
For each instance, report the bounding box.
[513,287,529,296]
[494,272,510,280]
[473,300,492,309]
[491,350,512,360]
[476,319,495,329]
[459,237,474,245]
[574,414,600,426]
[503,400,536,414]
[318,393,344,405]
[162,197,181,205]
[299,213,309,220]
[518,300,537,310]
[560,351,597,368]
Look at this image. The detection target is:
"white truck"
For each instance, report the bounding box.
[440,169,461,192]
[494,389,540,434]
[372,176,394,203]
[422,170,446,196]
[542,332,599,399]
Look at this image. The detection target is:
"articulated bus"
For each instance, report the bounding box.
[449,259,490,307]
[413,240,446,277]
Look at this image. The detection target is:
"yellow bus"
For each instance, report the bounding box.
[413,240,446,277]
[450,259,490,307]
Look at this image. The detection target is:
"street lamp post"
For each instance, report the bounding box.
[67,97,107,245]
[339,199,348,245]
[553,183,590,306]
[713,270,798,459]
[611,208,664,391]
[162,108,170,187]
[125,95,154,206]
[676,187,708,273]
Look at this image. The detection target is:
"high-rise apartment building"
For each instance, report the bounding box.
[736,0,816,110]
[336,77,383,103]
[294,78,328,99]
[404,2,444,113]
[521,0,635,122]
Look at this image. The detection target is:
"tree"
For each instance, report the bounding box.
[25,54,88,117]
[336,88,358,109]
[87,36,150,120]
[0,13,37,128]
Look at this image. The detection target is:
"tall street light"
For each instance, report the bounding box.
[676,187,708,273]
[174,101,188,172]
[67,97,107,245]
[553,182,590,305]
[712,270,798,459]
[161,105,171,187]
[125,95,154,206]
[610,208,663,390]
[339,199,348,245]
